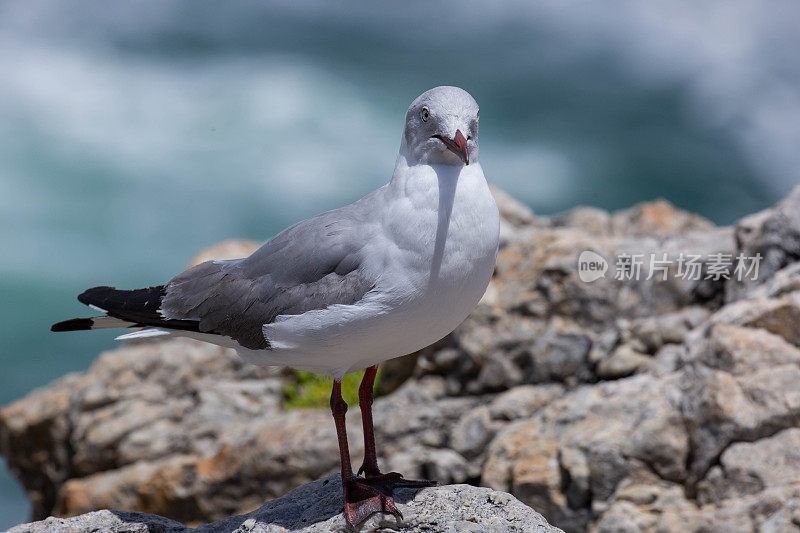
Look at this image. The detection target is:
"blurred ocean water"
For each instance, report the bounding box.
[1,0,799,526]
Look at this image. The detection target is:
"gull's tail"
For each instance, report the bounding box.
[50,286,201,337]
[50,315,137,331]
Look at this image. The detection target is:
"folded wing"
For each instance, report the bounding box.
[160,206,375,349]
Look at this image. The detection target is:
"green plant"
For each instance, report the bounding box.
[283,368,382,409]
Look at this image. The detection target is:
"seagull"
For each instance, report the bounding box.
[51,86,500,526]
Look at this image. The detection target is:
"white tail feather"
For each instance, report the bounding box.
[115,328,173,340]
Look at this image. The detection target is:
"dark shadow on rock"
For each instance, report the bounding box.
[107,509,189,532]
[196,473,426,532]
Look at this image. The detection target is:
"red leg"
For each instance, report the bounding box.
[330,380,354,480]
[355,367,438,487]
[330,379,402,526]
[357,366,380,477]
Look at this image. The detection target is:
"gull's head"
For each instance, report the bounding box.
[401,86,479,167]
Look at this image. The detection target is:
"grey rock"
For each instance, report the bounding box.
[609,199,715,237]
[594,465,800,533]
[6,509,187,533]
[9,475,563,533]
[203,474,563,533]
[410,197,734,397]
[476,349,526,390]
[622,306,709,353]
[0,338,284,521]
[451,406,499,458]
[595,344,650,379]
[640,344,685,376]
[187,239,261,268]
[697,428,800,504]
[706,291,800,347]
[529,323,593,383]
[748,262,800,300]
[490,185,548,249]
[482,374,689,532]
[551,207,612,235]
[681,317,800,484]
[487,384,565,422]
[728,184,800,300]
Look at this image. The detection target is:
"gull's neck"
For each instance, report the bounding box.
[393,137,413,180]
[392,140,477,185]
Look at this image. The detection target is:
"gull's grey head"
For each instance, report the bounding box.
[402,86,480,166]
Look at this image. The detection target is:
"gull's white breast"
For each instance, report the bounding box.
[246,162,499,378]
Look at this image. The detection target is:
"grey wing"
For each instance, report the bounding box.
[160,201,377,350]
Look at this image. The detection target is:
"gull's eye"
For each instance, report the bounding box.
[421,107,430,122]
[476,110,479,120]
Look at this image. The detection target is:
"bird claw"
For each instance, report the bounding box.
[342,473,437,526]
[343,476,403,526]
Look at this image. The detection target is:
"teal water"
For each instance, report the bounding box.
[1,1,799,527]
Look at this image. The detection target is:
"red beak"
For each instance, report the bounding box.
[433,129,470,165]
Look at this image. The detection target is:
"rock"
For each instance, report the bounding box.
[609,199,715,237]
[595,455,800,533]
[681,313,800,486]
[0,339,288,523]
[595,344,650,379]
[528,319,593,384]
[696,428,800,504]
[747,262,800,300]
[551,207,611,235]
[688,322,800,376]
[416,206,733,394]
[487,384,565,422]
[482,426,569,529]
[7,186,800,533]
[490,185,548,248]
[0,339,284,520]
[451,406,500,458]
[0,374,84,519]
[727,184,800,300]
[482,374,689,532]
[417,199,735,395]
[6,510,187,533]
[187,239,261,267]
[14,370,488,523]
[621,306,709,354]
[706,291,800,347]
[640,344,685,376]
[9,475,563,533]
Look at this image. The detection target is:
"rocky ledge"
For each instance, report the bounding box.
[8,475,561,532]
[4,186,800,532]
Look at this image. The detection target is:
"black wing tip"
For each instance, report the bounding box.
[70,284,200,334]
[51,318,95,332]
[77,286,116,306]
[77,285,166,308]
